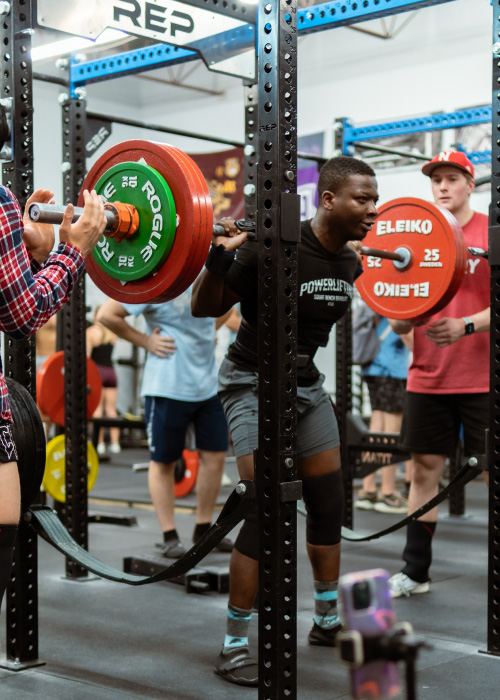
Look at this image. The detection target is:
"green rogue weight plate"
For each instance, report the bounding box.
[92,161,176,281]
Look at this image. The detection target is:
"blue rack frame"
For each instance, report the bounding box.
[338,106,492,164]
[69,0,458,94]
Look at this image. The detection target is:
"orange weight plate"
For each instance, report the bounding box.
[174,449,199,498]
[81,140,209,304]
[356,197,467,321]
[37,351,103,426]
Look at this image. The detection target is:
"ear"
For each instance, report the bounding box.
[468,178,475,195]
[321,190,335,211]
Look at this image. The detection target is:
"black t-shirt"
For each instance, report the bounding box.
[225,220,359,384]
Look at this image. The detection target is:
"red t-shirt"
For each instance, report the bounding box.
[407,211,489,394]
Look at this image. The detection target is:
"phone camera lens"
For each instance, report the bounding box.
[352,581,371,610]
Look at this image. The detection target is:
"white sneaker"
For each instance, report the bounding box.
[109,443,121,455]
[97,442,106,456]
[388,572,430,598]
[221,472,232,487]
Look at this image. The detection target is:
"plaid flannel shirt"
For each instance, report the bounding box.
[0,186,84,421]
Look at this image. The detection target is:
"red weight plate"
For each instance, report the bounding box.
[174,449,199,498]
[356,197,467,321]
[165,145,212,299]
[81,140,206,305]
[154,144,212,302]
[154,144,211,302]
[37,351,103,426]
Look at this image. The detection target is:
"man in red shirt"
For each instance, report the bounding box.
[0,185,106,613]
[388,150,489,597]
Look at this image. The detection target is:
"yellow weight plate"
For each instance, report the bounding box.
[43,435,99,503]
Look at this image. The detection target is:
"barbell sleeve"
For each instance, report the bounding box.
[360,246,405,263]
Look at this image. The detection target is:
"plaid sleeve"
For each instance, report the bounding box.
[0,186,84,339]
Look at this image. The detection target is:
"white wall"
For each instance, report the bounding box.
[30,0,494,400]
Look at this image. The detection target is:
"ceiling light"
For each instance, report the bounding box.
[31,28,128,62]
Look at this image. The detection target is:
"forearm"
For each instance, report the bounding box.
[388,318,413,335]
[467,307,490,333]
[98,312,149,351]
[192,269,237,318]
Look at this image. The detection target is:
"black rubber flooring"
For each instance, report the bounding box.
[1,449,499,699]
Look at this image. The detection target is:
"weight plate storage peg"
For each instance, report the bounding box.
[43,435,99,503]
[37,351,103,426]
[356,197,467,321]
[81,140,213,305]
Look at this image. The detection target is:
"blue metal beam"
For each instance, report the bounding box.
[70,44,197,93]
[70,0,458,89]
[342,106,492,145]
[297,0,457,35]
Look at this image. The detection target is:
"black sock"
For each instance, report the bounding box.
[0,524,18,612]
[193,522,211,543]
[402,520,436,583]
[163,529,179,543]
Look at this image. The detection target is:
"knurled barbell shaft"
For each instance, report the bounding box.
[361,246,405,263]
[29,202,117,229]
[29,203,256,242]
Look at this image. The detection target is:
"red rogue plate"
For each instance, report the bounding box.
[356,197,467,321]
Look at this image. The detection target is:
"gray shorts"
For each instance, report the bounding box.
[218,357,340,459]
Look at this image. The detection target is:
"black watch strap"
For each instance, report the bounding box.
[463,316,475,335]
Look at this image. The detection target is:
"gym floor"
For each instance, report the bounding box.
[0,449,497,699]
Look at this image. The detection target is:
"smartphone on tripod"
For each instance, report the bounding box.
[339,569,402,699]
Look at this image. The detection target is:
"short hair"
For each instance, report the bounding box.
[317,156,376,198]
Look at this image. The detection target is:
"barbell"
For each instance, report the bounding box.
[27,139,479,319]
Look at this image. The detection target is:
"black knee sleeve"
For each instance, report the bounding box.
[0,524,17,612]
[234,502,259,561]
[302,470,344,546]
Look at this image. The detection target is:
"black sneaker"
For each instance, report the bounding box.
[192,528,234,553]
[158,540,186,559]
[214,646,258,686]
[214,537,234,553]
[308,621,342,647]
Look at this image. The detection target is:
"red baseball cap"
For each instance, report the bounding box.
[421,150,474,179]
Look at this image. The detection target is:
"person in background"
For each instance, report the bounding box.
[0,185,106,615]
[356,312,412,514]
[86,308,121,456]
[97,290,233,558]
[387,150,490,598]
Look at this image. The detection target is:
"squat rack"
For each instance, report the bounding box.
[1,5,499,700]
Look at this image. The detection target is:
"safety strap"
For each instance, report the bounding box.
[297,458,482,542]
[340,459,482,542]
[28,481,254,586]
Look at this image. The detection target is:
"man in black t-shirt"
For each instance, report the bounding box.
[192,156,379,687]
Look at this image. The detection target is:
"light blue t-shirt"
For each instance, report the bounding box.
[123,287,218,401]
[361,316,410,380]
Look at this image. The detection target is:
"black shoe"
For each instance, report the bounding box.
[308,621,342,647]
[192,527,234,553]
[214,537,234,553]
[214,646,258,687]
[158,540,187,559]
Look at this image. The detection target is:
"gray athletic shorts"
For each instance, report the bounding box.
[218,357,340,459]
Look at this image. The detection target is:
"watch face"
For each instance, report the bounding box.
[465,323,474,335]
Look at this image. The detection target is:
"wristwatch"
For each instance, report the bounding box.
[463,317,475,335]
